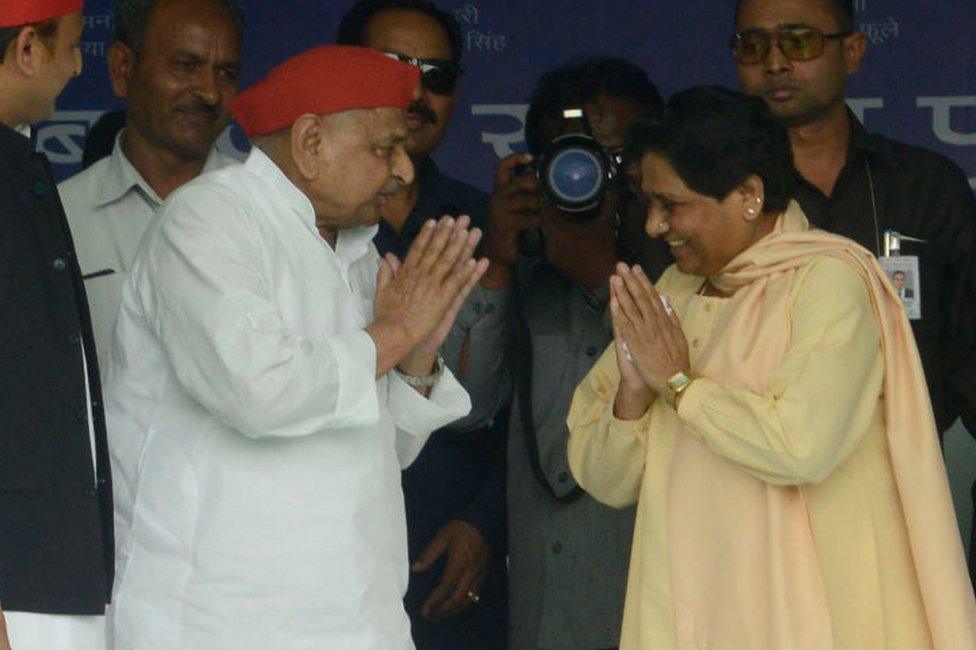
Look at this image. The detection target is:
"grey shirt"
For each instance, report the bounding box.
[502,260,635,650]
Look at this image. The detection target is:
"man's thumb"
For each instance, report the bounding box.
[412,534,448,572]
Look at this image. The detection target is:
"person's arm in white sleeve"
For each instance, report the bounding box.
[136,187,381,440]
[389,365,472,468]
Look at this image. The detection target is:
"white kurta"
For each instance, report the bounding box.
[105,147,471,650]
[3,613,107,650]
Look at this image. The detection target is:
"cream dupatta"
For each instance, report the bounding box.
[663,201,975,648]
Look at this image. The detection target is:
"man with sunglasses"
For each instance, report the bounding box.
[337,2,509,648]
[734,0,976,580]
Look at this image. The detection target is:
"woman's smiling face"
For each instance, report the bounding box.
[641,151,769,277]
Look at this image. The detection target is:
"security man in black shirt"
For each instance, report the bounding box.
[0,4,114,648]
[733,0,976,580]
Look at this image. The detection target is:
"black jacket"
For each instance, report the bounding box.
[0,123,113,614]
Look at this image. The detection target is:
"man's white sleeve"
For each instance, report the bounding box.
[388,366,472,468]
[134,186,380,440]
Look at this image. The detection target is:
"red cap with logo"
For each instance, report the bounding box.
[0,0,83,28]
[230,45,420,139]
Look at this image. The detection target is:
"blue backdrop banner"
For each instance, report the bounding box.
[44,0,975,193]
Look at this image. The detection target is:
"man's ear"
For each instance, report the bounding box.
[290,114,324,180]
[9,25,48,77]
[842,31,867,75]
[107,42,134,99]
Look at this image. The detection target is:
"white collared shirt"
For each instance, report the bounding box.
[105,147,470,650]
[59,131,238,369]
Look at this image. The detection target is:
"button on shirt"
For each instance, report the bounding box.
[59,130,238,369]
[105,147,472,650]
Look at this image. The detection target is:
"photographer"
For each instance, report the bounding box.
[481,58,669,650]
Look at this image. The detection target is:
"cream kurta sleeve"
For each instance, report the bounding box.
[566,265,694,506]
[677,257,884,485]
[566,344,653,508]
[134,185,381,440]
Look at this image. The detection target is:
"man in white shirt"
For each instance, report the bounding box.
[59,0,244,366]
[105,45,489,650]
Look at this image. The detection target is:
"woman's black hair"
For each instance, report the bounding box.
[627,85,795,212]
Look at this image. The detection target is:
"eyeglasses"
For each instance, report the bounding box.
[382,51,465,95]
[730,27,851,65]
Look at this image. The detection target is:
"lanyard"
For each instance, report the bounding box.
[866,160,927,257]
[865,160,882,256]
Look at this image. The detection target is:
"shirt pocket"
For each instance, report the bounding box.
[83,270,125,362]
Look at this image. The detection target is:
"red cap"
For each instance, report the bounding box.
[0,0,83,28]
[230,45,421,139]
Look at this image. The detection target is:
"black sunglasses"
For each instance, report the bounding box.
[382,51,465,95]
[730,27,851,65]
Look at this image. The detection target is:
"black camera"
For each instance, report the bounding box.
[515,108,625,257]
[517,108,623,216]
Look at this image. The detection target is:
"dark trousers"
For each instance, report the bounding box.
[407,553,508,649]
[403,430,508,650]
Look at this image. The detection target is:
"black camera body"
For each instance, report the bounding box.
[519,108,622,216]
[516,108,623,257]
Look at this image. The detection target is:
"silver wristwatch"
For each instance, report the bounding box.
[394,355,445,388]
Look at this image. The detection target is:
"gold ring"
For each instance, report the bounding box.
[467,590,480,604]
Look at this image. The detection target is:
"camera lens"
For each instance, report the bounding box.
[537,133,614,214]
[546,148,604,205]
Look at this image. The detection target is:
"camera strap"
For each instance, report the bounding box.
[513,267,585,505]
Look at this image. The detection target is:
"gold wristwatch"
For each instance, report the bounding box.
[665,370,695,408]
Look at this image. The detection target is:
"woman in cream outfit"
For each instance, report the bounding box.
[567,86,976,649]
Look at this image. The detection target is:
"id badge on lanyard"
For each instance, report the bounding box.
[878,230,923,320]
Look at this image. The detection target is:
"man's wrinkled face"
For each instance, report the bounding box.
[33,12,83,121]
[735,0,858,126]
[112,0,241,160]
[308,107,415,231]
[892,272,906,291]
[362,9,457,160]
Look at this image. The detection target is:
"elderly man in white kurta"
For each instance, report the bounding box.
[104,46,489,650]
